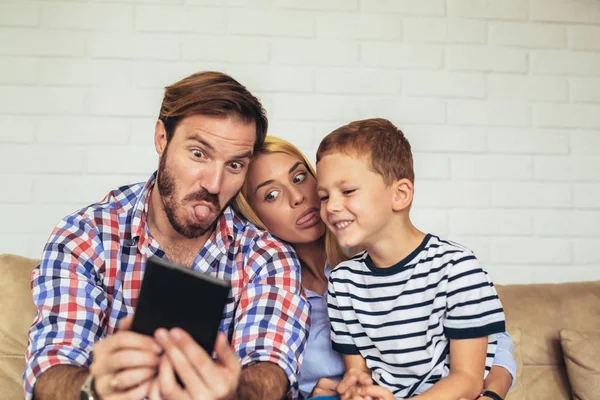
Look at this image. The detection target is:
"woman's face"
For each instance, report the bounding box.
[246,152,326,245]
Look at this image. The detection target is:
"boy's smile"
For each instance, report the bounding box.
[316,152,396,250]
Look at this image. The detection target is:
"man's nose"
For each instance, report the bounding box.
[202,163,225,194]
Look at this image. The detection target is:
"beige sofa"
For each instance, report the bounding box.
[1,253,599,399]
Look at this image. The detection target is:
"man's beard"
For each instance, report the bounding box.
[156,148,222,239]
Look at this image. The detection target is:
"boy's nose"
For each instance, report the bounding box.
[326,196,342,213]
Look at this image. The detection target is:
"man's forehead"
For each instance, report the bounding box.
[180,115,256,148]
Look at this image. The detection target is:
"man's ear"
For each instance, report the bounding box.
[391,178,414,212]
[154,119,168,157]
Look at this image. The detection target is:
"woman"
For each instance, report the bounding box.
[234,137,516,400]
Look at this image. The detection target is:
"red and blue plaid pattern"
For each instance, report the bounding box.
[23,173,310,399]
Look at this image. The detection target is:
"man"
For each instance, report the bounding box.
[24,71,310,400]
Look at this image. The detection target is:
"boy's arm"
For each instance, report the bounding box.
[412,337,487,400]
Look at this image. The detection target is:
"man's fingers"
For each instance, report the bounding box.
[94,331,162,358]
[92,349,160,377]
[107,379,152,400]
[158,355,191,400]
[110,367,156,391]
[148,378,162,400]
[155,328,208,396]
[214,333,238,368]
[116,316,134,331]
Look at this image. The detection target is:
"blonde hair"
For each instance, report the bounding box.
[233,136,350,267]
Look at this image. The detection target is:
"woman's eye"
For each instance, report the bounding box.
[265,191,279,201]
[293,172,307,184]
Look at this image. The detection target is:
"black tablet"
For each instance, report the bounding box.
[131,256,230,354]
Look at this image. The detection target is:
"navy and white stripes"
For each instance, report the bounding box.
[327,234,505,398]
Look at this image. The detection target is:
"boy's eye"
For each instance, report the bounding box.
[265,190,279,201]
[319,195,329,202]
[293,172,307,184]
[342,189,356,196]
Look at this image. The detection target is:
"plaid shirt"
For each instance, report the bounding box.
[24,172,310,399]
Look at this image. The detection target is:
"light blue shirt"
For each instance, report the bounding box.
[299,267,344,399]
[299,266,517,398]
[493,331,518,390]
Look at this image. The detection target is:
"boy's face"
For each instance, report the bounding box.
[317,152,395,250]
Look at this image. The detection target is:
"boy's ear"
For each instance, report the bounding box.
[154,119,168,156]
[391,178,414,212]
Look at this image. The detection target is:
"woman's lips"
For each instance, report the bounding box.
[296,208,320,228]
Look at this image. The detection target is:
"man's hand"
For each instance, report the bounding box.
[151,328,241,400]
[89,316,162,399]
[310,377,339,397]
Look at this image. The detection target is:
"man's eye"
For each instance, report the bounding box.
[293,172,307,184]
[265,191,279,201]
[191,149,205,158]
[230,161,244,171]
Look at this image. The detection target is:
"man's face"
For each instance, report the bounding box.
[156,114,256,239]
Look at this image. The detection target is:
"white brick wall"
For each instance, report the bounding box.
[0,0,599,284]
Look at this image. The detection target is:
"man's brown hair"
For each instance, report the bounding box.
[316,118,414,185]
[158,71,268,150]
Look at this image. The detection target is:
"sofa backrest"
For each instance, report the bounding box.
[0,254,38,399]
[497,281,600,400]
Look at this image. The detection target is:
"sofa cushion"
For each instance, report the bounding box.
[0,254,38,357]
[496,282,600,368]
[560,329,600,400]
[0,254,39,397]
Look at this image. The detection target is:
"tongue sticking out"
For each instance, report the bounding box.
[193,205,211,221]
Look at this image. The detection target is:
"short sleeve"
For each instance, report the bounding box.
[444,253,505,339]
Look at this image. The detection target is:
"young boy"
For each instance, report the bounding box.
[315,118,506,400]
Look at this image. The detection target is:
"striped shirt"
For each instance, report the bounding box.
[327,234,505,398]
[24,172,310,399]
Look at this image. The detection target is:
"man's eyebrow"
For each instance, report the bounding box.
[233,150,253,160]
[254,179,274,194]
[186,133,252,160]
[186,133,215,152]
[288,161,303,174]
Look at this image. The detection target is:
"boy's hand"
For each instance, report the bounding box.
[337,368,373,400]
[359,385,398,400]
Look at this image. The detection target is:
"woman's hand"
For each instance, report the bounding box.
[310,377,339,397]
[337,368,373,400]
